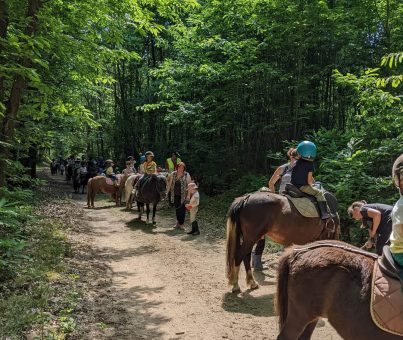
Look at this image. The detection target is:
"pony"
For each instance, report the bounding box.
[226,191,339,292]
[132,174,167,224]
[124,174,138,209]
[276,240,401,340]
[86,174,128,208]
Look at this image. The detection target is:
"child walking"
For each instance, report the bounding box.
[186,182,200,235]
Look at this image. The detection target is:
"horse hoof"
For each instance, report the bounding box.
[152,221,156,225]
[231,284,241,293]
[250,282,259,290]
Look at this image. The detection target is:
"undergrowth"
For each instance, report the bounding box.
[0,184,81,339]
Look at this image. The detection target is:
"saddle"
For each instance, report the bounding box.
[284,183,338,219]
[105,175,121,186]
[378,245,403,287]
[371,253,403,336]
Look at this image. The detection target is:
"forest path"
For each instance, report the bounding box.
[48,172,341,340]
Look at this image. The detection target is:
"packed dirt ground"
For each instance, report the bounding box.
[45,173,342,339]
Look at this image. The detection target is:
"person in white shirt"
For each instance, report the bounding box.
[185,182,200,235]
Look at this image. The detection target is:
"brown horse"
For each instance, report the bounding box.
[86,174,128,208]
[226,192,339,292]
[276,240,400,340]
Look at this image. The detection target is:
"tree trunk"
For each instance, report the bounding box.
[0,0,41,187]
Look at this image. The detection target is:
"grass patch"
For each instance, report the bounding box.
[0,185,81,339]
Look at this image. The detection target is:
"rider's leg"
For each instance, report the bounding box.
[299,185,330,219]
[252,237,265,270]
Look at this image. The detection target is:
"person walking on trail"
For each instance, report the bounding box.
[167,162,191,230]
[291,141,330,220]
[253,148,297,270]
[348,201,393,255]
[185,182,200,235]
[391,154,403,266]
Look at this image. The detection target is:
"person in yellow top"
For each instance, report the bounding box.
[144,151,157,174]
[165,152,181,174]
[166,151,181,205]
[391,154,403,266]
[133,151,157,197]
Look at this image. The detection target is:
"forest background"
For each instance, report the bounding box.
[1,0,402,240]
[0,0,402,335]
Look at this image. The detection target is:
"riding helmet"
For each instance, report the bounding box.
[296,141,317,160]
[145,151,154,157]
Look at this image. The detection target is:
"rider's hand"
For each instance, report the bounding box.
[364,240,373,249]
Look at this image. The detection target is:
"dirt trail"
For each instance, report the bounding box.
[50,174,342,340]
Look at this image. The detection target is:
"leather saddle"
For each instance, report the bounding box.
[284,183,338,218]
[378,245,403,289]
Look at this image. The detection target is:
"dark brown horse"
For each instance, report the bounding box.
[86,174,128,208]
[226,192,339,292]
[276,240,400,340]
[132,174,167,224]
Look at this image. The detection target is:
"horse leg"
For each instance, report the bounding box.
[152,203,157,225]
[278,313,318,340]
[231,240,255,292]
[298,320,318,340]
[146,203,151,224]
[91,187,96,208]
[244,250,258,289]
[137,202,143,220]
[277,284,320,340]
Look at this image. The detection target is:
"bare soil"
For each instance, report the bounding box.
[47,173,342,340]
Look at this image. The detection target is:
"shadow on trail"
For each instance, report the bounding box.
[222,291,275,317]
[91,205,117,210]
[96,245,159,262]
[126,219,157,234]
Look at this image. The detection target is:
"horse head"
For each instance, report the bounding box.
[154,174,167,199]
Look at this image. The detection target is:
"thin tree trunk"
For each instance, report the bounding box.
[0,0,41,187]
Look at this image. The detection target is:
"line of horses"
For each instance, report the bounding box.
[225,190,401,339]
[67,168,399,339]
[85,173,167,224]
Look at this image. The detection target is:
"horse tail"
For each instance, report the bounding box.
[226,197,245,283]
[276,247,292,329]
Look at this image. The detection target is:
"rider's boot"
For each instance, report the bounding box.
[252,254,264,271]
[318,201,331,220]
[191,221,200,236]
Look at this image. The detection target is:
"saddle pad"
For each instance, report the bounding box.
[286,195,319,218]
[105,175,121,186]
[371,261,403,336]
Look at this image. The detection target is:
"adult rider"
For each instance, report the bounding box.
[252,148,297,270]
